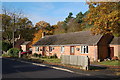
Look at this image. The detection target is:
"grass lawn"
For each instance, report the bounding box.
[98,60,120,66]
[39,58,61,64]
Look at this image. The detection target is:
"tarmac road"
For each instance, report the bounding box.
[1,58,120,80]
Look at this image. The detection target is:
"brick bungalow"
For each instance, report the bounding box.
[32,31,119,62]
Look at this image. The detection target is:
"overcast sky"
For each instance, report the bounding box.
[2,2,89,25]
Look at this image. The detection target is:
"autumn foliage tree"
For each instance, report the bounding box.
[35,21,55,35]
[30,21,56,46]
[84,1,120,36]
[30,29,42,46]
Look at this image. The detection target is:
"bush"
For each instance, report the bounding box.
[21,54,28,59]
[49,54,57,58]
[38,54,42,58]
[7,48,19,57]
[33,53,38,57]
[2,53,10,57]
[2,42,12,52]
[19,49,23,52]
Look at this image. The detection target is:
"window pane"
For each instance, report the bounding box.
[49,46,52,52]
[81,46,88,53]
[86,46,88,53]
[84,46,86,53]
[35,47,39,51]
[81,46,84,53]
[61,46,64,53]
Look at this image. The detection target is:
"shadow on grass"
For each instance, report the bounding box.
[89,65,108,70]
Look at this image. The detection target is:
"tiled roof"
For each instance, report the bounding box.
[21,41,31,45]
[33,31,103,46]
[110,37,120,45]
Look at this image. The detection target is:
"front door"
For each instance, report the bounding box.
[42,47,45,56]
[109,47,114,58]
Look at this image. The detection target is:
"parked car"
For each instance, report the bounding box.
[21,50,32,55]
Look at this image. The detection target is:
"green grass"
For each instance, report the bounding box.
[2,53,10,57]
[99,60,120,66]
[39,58,61,63]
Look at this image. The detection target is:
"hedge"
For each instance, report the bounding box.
[7,48,19,57]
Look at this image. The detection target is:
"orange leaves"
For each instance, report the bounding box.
[35,21,50,30]
[31,29,42,46]
[83,2,120,36]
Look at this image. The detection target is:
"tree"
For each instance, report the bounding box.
[2,41,12,52]
[1,14,13,44]
[2,6,35,39]
[75,12,84,23]
[35,21,54,35]
[31,29,43,46]
[64,12,74,23]
[19,27,37,41]
[67,18,83,32]
[54,21,67,34]
[18,17,33,28]
[16,17,34,41]
[35,21,50,30]
[1,14,12,31]
[84,1,120,36]
[2,7,23,47]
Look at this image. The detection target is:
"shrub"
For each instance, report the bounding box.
[2,53,10,57]
[53,54,57,58]
[33,53,38,57]
[19,49,23,52]
[38,54,42,58]
[7,48,19,57]
[49,54,57,58]
[21,54,28,59]
[2,42,12,52]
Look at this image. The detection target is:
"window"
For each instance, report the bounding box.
[35,47,39,51]
[49,46,53,52]
[70,46,74,55]
[81,46,88,53]
[61,46,65,53]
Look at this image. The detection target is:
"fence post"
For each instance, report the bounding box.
[18,51,21,58]
[83,56,89,70]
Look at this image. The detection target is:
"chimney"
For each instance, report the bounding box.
[42,32,45,38]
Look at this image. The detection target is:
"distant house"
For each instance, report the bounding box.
[20,41,31,51]
[14,39,25,49]
[32,31,120,62]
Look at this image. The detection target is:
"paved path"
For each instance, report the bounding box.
[2,58,120,80]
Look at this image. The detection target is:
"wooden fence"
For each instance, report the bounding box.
[61,55,90,70]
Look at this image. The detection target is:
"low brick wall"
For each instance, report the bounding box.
[61,55,90,70]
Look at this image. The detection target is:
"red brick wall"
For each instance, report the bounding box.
[110,45,120,59]
[32,46,42,54]
[74,46,98,62]
[32,45,98,61]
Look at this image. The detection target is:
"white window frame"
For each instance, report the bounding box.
[49,46,53,52]
[70,46,75,54]
[81,46,88,54]
[35,47,39,52]
[61,46,65,53]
